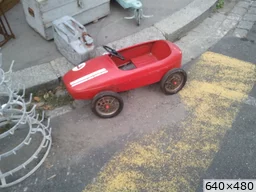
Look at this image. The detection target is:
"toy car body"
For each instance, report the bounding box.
[63,39,187,118]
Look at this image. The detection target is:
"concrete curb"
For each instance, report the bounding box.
[154,0,218,41]
[10,0,218,94]
[176,0,255,65]
[11,62,59,94]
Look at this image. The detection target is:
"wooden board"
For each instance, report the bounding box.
[0,0,20,13]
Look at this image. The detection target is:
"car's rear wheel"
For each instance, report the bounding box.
[160,68,187,95]
[91,91,124,118]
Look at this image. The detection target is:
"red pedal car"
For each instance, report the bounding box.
[63,39,187,118]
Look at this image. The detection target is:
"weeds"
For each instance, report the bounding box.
[0,84,73,134]
[30,83,74,114]
[216,0,224,9]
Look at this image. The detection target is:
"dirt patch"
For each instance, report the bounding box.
[30,83,74,116]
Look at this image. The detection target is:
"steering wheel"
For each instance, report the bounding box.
[103,45,125,60]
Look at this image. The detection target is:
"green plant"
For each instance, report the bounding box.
[31,84,74,112]
[216,0,224,9]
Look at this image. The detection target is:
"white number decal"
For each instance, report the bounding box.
[72,63,86,71]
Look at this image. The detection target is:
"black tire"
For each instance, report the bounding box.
[160,68,187,95]
[91,91,124,118]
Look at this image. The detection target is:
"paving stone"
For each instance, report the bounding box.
[248,7,256,14]
[222,18,241,30]
[210,12,227,21]
[227,13,243,22]
[231,6,248,16]
[236,1,251,9]
[237,20,254,30]
[176,14,240,65]
[243,13,256,22]
[233,28,248,38]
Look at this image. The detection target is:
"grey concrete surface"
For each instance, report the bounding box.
[11,62,59,94]
[232,6,248,15]
[154,0,218,41]
[96,0,219,55]
[1,0,193,72]
[234,28,249,37]
[209,23,256,64]
[3,0,222,93]
[4,12,256,191]
[233,1,256,37]
[1,85,187,192]
[248,7,256,14]
[2,1,256,191]
[237,20,254,29]
[196,21,256,192]
[237,0,251,8]
[243,13,256,21]
[96,0,249,69]
[50,57,74,78]
[175,0,249,65]
[87,0,193,45]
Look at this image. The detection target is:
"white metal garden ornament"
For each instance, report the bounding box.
[0,61,52,188]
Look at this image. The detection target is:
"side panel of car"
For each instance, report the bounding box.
[113,57,182,92]
[114,68,153,92]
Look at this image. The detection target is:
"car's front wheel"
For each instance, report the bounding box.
[91,91,124,118]
[160,68,187,95]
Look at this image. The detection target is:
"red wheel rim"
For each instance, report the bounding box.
[164,73,184,92]
[95,96,120,116]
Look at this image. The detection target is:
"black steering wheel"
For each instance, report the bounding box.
[103,45,125,60]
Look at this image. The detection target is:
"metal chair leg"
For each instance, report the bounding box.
[0,6,15,47]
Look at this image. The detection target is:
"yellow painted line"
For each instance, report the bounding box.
[83,52,256,192]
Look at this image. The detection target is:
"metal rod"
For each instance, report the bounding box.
[0,61,52,188]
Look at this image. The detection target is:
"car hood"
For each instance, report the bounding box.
[63,55,115,90]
